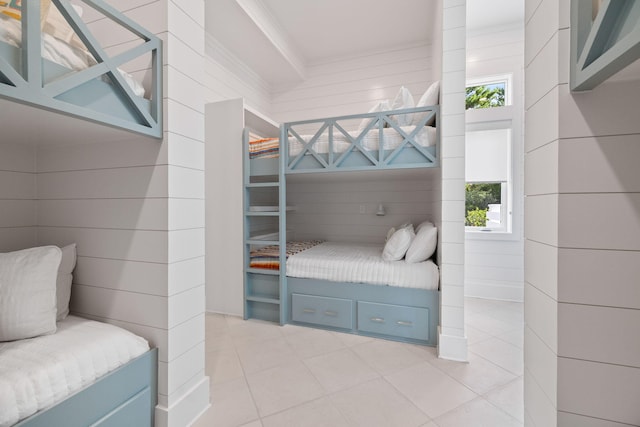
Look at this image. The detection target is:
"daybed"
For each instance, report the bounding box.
[0,245,157,427]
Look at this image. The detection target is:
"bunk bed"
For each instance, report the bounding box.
[0,0,162,139]
[243,100,441,346]
[0,2,162,425]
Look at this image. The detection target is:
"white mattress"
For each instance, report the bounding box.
[288,125,436,157]
[0,15,145,97]
[0,316,149,427]
[286,242,439,290]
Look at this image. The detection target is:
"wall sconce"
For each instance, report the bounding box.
[376,204,386,216]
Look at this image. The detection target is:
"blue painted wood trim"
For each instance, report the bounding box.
[15,348,158,427]
[283,105,440,173]
[571,0,640,91]
[0,0,163,139]
[287,278,439,347]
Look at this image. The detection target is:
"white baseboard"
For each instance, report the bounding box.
[465,280,524,302]
[155,376,210,427]
[437,326,468,362]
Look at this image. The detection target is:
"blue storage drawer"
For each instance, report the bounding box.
[357,301,430,341]
[292,294,353,330]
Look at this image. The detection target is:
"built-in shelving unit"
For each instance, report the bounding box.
[242,109,287,324]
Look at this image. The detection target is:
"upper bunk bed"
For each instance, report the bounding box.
[0,0,162,143]
[246,83,440,176]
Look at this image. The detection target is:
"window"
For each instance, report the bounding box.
[465,75,512,110]
[465,127,512,233]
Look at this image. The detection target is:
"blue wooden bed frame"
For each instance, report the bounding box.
[14,348,158,427]
[0,0,162,138]
[244,106,441,346]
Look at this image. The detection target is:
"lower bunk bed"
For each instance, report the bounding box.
[1,316,157,427]
[249,237,440,347]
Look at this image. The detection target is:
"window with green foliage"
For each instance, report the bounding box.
[465,183,502,227]
[466,83,506,110]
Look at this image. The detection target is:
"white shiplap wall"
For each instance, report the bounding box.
[525,0,640,425]
[287,171,440,244]
[204,34,273,118]
[33,1,209,426]
[465,25,525,301]
[270,43,435,125]
[0,142,37,252]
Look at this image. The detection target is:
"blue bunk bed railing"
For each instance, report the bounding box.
[0,0,162,138]
[282,105,439,173]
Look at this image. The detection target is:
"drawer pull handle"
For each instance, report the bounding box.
[396,320,413,327]
[324,310,338,317]
[303,308,316,314]
[370,317,385,323]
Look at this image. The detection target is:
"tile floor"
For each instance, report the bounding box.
[193,297,524,427]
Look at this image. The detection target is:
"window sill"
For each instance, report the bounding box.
[465,228,518,242]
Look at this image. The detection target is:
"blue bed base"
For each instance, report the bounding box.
[287,278,439,347]
[14,348,158,427]
[0,0,162,138]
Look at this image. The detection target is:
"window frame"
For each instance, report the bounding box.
[465,74,513,109]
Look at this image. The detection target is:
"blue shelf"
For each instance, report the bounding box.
[246,295,281,305]
[246,240,280,245]
[246,182,279,188]
[246,268,280,276]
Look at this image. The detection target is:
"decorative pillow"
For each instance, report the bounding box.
[0,246,61,341]
[406,223,438,263]
[358,99,391,132]
[413,81,440,126]
[56,243,77,321]
[415,220,435,233]
[382,226,415,261]
[390,86,415,126]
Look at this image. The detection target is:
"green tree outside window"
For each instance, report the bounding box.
[466,84,506,109]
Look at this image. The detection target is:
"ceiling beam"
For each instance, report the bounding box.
[234,0,306,82]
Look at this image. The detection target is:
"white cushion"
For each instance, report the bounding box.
[413,81,440,126]
[390,86,415,126]
[56,244,77,321]
[358,100,391,132]
[385,227,396,242]
[382,226,415,261]
[406,223,438,263]
[0,246,61,341]
[415,220,435,233]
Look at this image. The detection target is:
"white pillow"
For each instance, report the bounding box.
[56,243,77,321]
[415,220,435,233]
[406,223,438,263]
[0,246,61,341]
[390,86,415,126]
[382,226,415,261]
[413,81,440,126]
[385,227,396,242]
[358,99,391,132]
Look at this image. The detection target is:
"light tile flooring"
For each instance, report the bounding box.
[194,298,524,427]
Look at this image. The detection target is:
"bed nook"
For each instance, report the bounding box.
[241,82,442,346]
[0,0,162,140]
[0,1,162,426]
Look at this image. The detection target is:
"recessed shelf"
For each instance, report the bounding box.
[246,295,280,305]
[246,239,280,245]
[246,268,280,275]
[246,182,279,188]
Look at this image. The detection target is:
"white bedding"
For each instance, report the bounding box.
[0,316,149,427]
[288,125,436,157]
[0,15,145,97]
[286,242,439,290]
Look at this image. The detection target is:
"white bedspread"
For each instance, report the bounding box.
[0,15,145,97]
[288,125,436,157]
[286,242,439,290]
[0,316,149,427]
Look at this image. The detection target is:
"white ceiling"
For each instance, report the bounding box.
[261,0,437,64]
[466,0,524,33]
[205,0,524,87]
